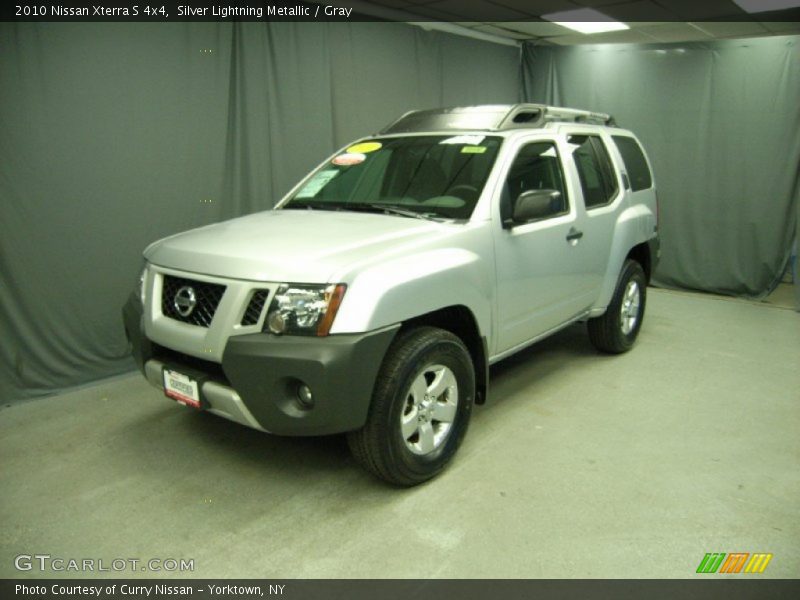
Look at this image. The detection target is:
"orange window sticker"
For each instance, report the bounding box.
[346,142,382,154]
[332,152,366,166]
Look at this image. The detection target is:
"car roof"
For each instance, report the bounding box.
[380,104,617,135]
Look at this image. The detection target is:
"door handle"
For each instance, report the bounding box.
[566,227,584,242]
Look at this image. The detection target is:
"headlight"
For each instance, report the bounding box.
[136,264,147,305]
[265,283,346,336]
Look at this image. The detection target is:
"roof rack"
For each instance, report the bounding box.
[380,103,616,135]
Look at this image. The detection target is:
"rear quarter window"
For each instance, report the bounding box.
[568,134,618,209]
[612,136,652,191]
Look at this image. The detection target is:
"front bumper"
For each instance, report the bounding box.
[123,294,398,436]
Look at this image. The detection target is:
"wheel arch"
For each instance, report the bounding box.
[593,203,656,314]
[626,241,652,283]
[400,305,489,405]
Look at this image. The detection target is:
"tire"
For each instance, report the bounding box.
[588,259,647,354]
[347,326,475,486]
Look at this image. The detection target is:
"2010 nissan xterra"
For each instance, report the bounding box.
[123,104,660,486]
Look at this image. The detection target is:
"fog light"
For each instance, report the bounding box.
[267,310,286,334]
[297,384,314,408]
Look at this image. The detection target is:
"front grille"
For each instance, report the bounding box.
[241,289,269,326]
[161,275,226,327]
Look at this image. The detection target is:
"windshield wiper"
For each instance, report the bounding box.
[285,201,441,221]
[366,204,441,221]
[283,200,342,211]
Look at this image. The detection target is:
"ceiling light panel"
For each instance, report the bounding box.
[542,7,630,34]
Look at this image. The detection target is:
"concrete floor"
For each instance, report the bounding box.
[1,288,798,579]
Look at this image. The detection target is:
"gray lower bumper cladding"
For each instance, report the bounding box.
[123,294,398,436]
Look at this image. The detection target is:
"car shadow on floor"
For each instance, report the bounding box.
[116,398,359,486]
[483,321,603,408]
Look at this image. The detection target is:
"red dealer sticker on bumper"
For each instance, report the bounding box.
[163,369,201,409]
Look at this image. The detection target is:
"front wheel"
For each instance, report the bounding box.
[588,259,647,354]
[347,326,475,486]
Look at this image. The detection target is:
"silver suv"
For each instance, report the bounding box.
[123,104,660,486]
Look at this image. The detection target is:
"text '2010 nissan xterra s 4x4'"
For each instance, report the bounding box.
[123,104,660,486]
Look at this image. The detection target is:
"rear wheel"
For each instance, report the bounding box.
[347,326,475,486]
[588,259,647,354]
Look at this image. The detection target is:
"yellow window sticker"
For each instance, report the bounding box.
[461,146,487,154]
[346,142,382,154]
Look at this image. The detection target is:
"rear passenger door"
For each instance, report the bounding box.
[563,132,624,294]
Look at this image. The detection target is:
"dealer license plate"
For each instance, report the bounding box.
[163,369,201,409]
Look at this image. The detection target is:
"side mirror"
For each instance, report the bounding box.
[507,189,563,227]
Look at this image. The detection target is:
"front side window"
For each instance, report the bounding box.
[501,141,569,224]
[283,135,502,220]
[568,135,619,209]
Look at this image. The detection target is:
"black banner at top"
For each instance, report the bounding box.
[4,2,366,22]
[4,0,800,23]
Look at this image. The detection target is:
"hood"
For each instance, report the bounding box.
[144,209,445,282]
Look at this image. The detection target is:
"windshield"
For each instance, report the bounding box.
[282,135,503,220]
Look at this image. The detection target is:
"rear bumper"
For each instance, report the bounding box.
[123,294,398,436]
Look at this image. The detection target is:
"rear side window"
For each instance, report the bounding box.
[612,136,652,191]
[568,135,618,209]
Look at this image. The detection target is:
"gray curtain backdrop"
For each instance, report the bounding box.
[0,22,519,403]
[521,36,800,302]
[5,26,797,404]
